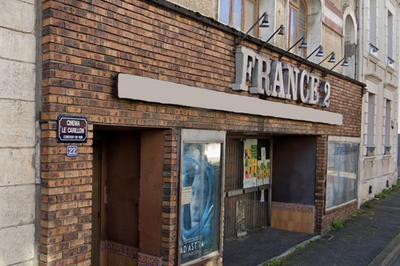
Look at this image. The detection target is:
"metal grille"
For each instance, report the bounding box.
[224,138,269,240]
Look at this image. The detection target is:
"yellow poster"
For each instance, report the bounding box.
[244,140,271,188]
[243,139,257,188]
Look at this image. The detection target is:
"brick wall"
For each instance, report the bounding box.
[40,0,363,265]
[161,129,179,265]
[315,135,328,234]
[321,202,358,234]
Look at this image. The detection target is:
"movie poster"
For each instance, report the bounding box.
[180,143,222,264]
[243,139,271,188]
[243,139,258,188]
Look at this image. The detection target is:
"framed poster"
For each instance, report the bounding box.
[243,139,271,188]
[243,139,257,188]
[179,130,225,265]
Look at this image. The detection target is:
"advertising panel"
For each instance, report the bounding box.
[243,139,271,188]
[180,143,222,264]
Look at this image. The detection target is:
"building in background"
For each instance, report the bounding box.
[0,0,40,265]
[171,0,358,74]
[357,0,400,204]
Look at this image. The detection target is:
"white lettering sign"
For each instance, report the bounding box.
[233,46,331,108]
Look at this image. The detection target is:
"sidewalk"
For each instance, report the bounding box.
[270,186,400,266]
[223,228,313,266]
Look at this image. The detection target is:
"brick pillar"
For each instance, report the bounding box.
[161,129,179,266]
[314,135,328,234]
[39,119,93,265]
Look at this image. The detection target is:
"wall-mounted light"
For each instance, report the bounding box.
[330,57,349,71]
[259,13,270,28]
[318,52,336,65]
[369,43,379,53]
[305,45,324,60]
[258,25,285,51]
[236,12,269,45]
[387,56,395,65]
[287,36,308,52]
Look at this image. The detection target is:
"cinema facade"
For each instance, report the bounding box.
[40,0,364,265]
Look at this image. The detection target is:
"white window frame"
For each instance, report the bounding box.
[326,136,360,212]
[383,98,392,154]
[369,0,379,56]
[366,92,376,156]
[386,1,396,68]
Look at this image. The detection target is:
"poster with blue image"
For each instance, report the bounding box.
[180,143,222,264]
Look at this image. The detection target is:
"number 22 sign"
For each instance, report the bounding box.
[66,146,79,158]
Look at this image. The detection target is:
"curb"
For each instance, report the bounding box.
[258,235,321,266]
[369,232,400,266]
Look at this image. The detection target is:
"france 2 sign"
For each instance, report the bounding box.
[57,115,88,143]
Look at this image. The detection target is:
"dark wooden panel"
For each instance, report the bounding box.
[224,191,268,240]
[225,138,244,191]
[106,131,140,246]
[272,136,316,205]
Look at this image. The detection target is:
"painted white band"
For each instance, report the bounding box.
[118,74,343,125]
[328,136,361,143]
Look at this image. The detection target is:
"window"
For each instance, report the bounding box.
[369,0,378,53]
[326,142,359,210]
[366,93,376,156]
[289,0,307,55]
[387,11,394,65]
[384,99,392,154]
[219,0,259,36]
[344,15,356,78]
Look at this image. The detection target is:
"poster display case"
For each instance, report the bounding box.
[179,129,226,265]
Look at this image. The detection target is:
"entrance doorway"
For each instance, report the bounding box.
[93,130,140,266]
[92,128,165,266]
[223,134,317,265]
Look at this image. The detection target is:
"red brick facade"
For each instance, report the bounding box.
[40,0,364,265]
